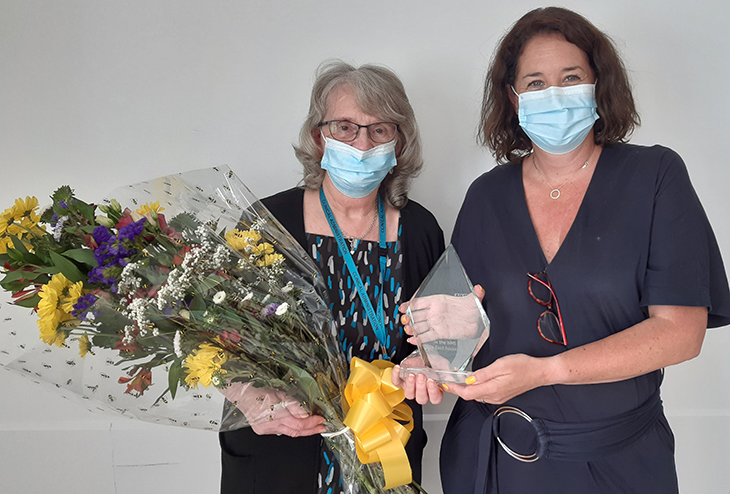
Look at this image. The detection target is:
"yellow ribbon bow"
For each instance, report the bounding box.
[343,357,414,489]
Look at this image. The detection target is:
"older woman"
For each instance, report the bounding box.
[395,7,730,494]
[219,61,444,494]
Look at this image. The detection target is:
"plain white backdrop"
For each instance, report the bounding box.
[1,1,729,493]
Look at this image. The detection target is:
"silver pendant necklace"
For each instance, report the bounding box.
[338,208,378,254]
[533,156,589,200]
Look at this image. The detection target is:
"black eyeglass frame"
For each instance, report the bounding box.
[319,120,400,144]
[527,271,567,346]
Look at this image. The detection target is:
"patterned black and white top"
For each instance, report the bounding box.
[306,223,405,494]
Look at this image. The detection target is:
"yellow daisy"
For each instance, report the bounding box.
[133,201,164,227]
[136,201,164,216]
[183,343,228,388]
[14,196,40,218]
[0,236,13,255]
[0,196,44,247]
[0,206,22,237]
[78,334,91,358]
[258,253,285,267]
[251,242,274,257]
[37,273,83,347]
[225,229,262,252]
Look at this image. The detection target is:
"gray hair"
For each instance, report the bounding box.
[293,60,423,209]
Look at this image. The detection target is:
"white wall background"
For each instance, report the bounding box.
[1,1,729,493]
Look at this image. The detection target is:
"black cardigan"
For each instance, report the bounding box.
[219,187,445,494]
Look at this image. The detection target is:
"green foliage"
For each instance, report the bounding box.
[48,250,85,283]
[62,248,97,267]
[168,358,184,399]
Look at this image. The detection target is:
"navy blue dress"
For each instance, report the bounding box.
[442,144,730,493]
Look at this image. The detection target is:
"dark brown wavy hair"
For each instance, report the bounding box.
[479,7,640,164]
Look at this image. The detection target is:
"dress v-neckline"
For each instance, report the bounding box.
[517,151,604,268]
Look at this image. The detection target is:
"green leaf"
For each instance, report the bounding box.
[197,274,225,292]
[189,294,207,312]
[7,236,45,265]
[51,186,74,203]
[1,269,28,284]
[76,200,96,222]
[14,294,40,308]
[10,236,30,255]
[62,248,97,267]
[37,266,63,274]
[5,248,24,262]
[48,250,85,283]
[168,359,183,400]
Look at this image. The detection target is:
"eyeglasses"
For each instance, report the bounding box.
[320,120,399,144]
[527,271,567,346]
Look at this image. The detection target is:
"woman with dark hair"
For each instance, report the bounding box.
[394,7,730,493]
[219,60,444,494]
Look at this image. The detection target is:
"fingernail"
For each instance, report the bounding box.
[441,383,449,390]
[401,315,409,324]
[465,376,476,385]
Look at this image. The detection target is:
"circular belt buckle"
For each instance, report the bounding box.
[493,406,540,463]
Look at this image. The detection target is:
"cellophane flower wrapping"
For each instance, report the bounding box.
[0,166,422,494]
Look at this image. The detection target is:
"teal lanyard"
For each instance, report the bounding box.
[319,188,389,351]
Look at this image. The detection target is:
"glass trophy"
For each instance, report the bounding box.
[398,244,489,384]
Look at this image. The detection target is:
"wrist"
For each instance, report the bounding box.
[542,352,569,386]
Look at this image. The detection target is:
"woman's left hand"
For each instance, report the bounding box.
[444,353,550,404]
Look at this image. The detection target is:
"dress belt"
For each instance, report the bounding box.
[473,389,663,494]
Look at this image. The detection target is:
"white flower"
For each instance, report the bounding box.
[53,216,70,241]
[213,291,226,304]
[282,282,294,294]
[179,309,190,321]
[243,292,253,302]
[275,302,289,316]
[173,330,183,358]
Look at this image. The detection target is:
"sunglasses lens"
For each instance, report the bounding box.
[528,273,552,305]
[537,311,565,345]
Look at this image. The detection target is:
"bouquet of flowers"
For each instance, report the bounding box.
[0,167,422,493]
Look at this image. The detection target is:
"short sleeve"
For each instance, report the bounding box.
[640,148,730,328]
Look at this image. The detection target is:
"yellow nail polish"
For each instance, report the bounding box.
[465,376,476,385]
[441,383,449,390]
[401,315,409,324]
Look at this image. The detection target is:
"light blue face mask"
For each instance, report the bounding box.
[515,83,599,155]
[320,136,397,198]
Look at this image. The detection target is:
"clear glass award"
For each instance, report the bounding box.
[398,244,490,384]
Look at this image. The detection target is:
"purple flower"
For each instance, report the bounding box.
[260,303,281,318]
[88,266,118,287]
[72,293,98,318]
[118,218,146,242]
[93,225,112,245]
[59,200,68,209]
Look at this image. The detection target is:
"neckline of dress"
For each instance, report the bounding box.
[305,214,403,244]
[518,146,606,268]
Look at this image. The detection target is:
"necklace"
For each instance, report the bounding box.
[532,155,590,200]
[335,207,378,254]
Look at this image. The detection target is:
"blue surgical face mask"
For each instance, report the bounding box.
[320,136,397,198]
[515,83,599,155]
